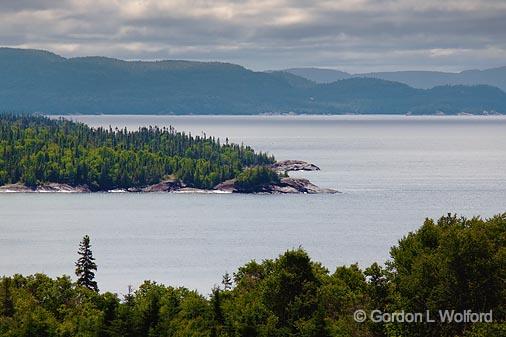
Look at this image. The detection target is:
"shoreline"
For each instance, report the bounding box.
[54,113,506,120]
[0,160,339,195]
[0,181,338,195]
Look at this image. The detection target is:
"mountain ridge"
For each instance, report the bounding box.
[283,66,506,91]
[1,47,505,115]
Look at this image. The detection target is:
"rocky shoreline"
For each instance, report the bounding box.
[0,161,338,194]
[0,183,91,193]
[215,176,337,194]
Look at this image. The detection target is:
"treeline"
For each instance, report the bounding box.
[1,213,505,337]
[0,114,275,190]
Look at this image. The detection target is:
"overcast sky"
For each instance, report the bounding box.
[1,0,505,73]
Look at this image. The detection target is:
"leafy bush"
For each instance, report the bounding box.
[387,213,506,337]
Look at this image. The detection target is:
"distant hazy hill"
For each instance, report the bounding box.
[266,71,316,88]
[309,78,506,114]
[284,67,506,91]
[0,48,304,115]
[283,68,351,83]
[1,48,505,115]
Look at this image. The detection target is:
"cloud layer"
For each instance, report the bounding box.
[1,0,505,72]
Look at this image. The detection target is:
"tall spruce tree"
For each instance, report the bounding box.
[75,235,99,292]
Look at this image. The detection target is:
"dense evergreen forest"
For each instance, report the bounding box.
[0,114,275,190]
[0,213,504,337]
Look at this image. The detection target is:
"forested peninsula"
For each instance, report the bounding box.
[0,115,333,193]
[0,213,504,337]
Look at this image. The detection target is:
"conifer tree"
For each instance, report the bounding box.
[75,235,99,292]
[221,272,233,290]
[124,285,134,306]
[211,286,224,324]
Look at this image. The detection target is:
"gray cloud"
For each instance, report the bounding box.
[0,0,505,72]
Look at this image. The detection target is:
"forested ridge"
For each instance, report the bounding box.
[1,48,506,115]
[0,214,505,336]
[0,114,274,190]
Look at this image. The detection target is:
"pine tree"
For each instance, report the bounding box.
[222,272,233,290]
[75,235,99,292]
[124,285,134,306]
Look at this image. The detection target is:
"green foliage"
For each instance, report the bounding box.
[0,114,274,190]
[0,213,504,337]
[234,166,280,192]
[0,278,14,318]
[387,213,506,337]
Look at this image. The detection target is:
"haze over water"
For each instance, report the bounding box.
[1,115,505,293]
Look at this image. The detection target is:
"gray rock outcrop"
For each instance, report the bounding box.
[270,160,320,172]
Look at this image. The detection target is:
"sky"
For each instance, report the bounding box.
[1,0,505,73]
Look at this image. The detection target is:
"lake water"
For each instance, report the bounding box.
[1,115,505,294]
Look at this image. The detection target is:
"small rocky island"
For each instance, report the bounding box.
[215,160,336,194]
[215,176,336,194]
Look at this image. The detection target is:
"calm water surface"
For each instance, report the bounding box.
[1,115,505,294]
